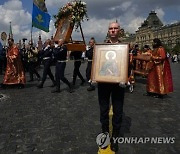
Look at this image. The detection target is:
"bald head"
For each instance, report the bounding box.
[108,22,120,42]
[108,22,120,29]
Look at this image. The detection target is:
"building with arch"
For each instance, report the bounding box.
[135,11,180,49]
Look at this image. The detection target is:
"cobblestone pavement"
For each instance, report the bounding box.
[0,61,179,154]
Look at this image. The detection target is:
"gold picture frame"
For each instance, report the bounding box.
[91,43,129,83]
[54,18,73,43]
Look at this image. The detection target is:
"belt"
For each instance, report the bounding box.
[74,59,81,62]
[43,57,51,60]
[57,60,67,63]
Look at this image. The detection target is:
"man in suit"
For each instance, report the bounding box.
[37,39,55,88]
[70,51,85,86]
[86,37,96,91]
[51,40,73,93]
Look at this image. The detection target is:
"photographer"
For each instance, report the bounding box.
[27,41,41,82]
[0,44,6,75]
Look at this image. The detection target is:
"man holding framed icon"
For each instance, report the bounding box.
[95,22,128,152]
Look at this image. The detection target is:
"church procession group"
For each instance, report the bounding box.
[0,37,96,92]
[0,0,175,153]
[0,23,174,153]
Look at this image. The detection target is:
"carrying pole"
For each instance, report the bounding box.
[79,22,85,44]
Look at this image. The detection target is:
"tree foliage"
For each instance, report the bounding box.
[172,44,180,54]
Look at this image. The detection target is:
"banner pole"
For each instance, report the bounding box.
[31,25,33,43]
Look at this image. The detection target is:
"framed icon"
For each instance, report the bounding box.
[53,18,86,51]
[1,32,7,41]
[91,43,129,83]
[54,18,73,43]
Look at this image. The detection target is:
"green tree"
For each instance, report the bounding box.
[163,44,171,54]
[172,44,180,54]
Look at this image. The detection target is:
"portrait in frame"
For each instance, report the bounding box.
[54,18,73,42]
[91,44,129,83]
[54,17,86,51]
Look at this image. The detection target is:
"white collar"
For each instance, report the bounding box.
[109,40,119,43]
[44,45,50,50]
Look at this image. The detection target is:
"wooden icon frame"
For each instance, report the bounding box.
[91,43,129,83]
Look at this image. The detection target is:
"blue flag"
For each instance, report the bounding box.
[32,0,50,32]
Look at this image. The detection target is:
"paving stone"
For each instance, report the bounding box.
[0,61,179,154]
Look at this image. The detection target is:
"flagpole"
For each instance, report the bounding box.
[31,25,33,43]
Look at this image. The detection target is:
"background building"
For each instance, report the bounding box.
[135,11,180,49]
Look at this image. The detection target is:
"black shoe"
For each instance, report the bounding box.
[69,88,74,93]
[143,92,152,96]
[87,86,95,91]
[110,129,119,152]
[51,89,60,93]
[80,80,85,86]
[153,94,164,99]
[110,141,118,152]
[37,82,43,88]
[0,83,3,88]
[110,137,118,152]
[0,83,6,89]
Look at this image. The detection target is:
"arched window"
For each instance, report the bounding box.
[176,38,180,44]
[168,40,172,47]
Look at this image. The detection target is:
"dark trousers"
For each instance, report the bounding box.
[0,57,6,74]
[86,61,92,81]
[41,59,55,83]
[0,59,3,74]
[98,83,125,134]
[55,62,70,89]
[73,61,84,84]
[28,61,40,80]
[22,59,29,72]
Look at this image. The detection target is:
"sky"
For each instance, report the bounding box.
[0,0,180,45]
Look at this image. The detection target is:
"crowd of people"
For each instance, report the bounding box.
[0,21,175,152]
[0,37,97,92]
